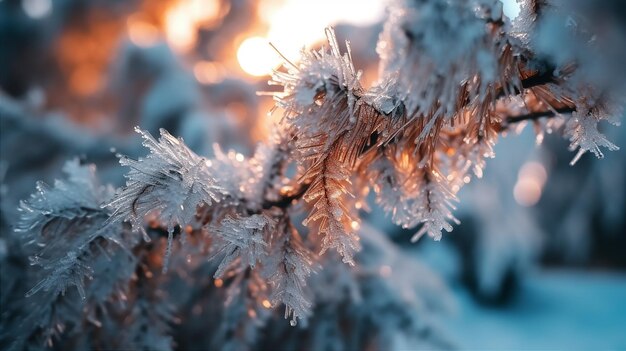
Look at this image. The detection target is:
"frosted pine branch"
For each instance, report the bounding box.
[10,0,625,339]
[566,103,621,165]
[105,128,226,270]
[16,159,127,299]
[210,214,273,278]
[264,219,316,326]
[105,128,225,238]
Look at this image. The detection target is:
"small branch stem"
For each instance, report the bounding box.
[501,106,576,129]
[261,183,310,210]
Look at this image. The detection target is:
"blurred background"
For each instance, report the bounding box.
[1,0,625,349]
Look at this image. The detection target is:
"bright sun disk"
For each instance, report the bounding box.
[237,37,281,77]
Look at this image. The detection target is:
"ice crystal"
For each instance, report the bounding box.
[271,28,363,136]
[242,134,291,210]
[410,167,460,242]
[377,0,518,121]
[16,159,125,299]
[17,159,113,236]
[210,214,274,278]
[264,223,316,326]
[272,28,361,111]
[566,108,620,166]
[369,149,460,242]
[105,128,225,243]
[370,155,417,229]
[302,153,360,265]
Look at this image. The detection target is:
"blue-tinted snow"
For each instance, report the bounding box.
[447,270,626,349]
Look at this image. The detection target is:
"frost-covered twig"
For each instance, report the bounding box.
[9,0,624,341]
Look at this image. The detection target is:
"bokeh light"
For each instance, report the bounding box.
[514,161,548,207]
[22,0,52,19]
[127,15,159,48]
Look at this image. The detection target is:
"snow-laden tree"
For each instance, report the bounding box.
[2,0,624,349]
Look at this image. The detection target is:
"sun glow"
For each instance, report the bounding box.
[237,37,282,77]
[236,0,384,77]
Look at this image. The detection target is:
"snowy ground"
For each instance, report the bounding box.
[446,270,626,350]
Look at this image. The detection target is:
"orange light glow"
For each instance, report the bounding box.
[351,220,361,230]
[165,2,197,53]
[398,151,412,170]
[69,65,101,96]
[127,15,159,48]
[189,0,222,28]
[193,61,225,84]
[164,0,224,53]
